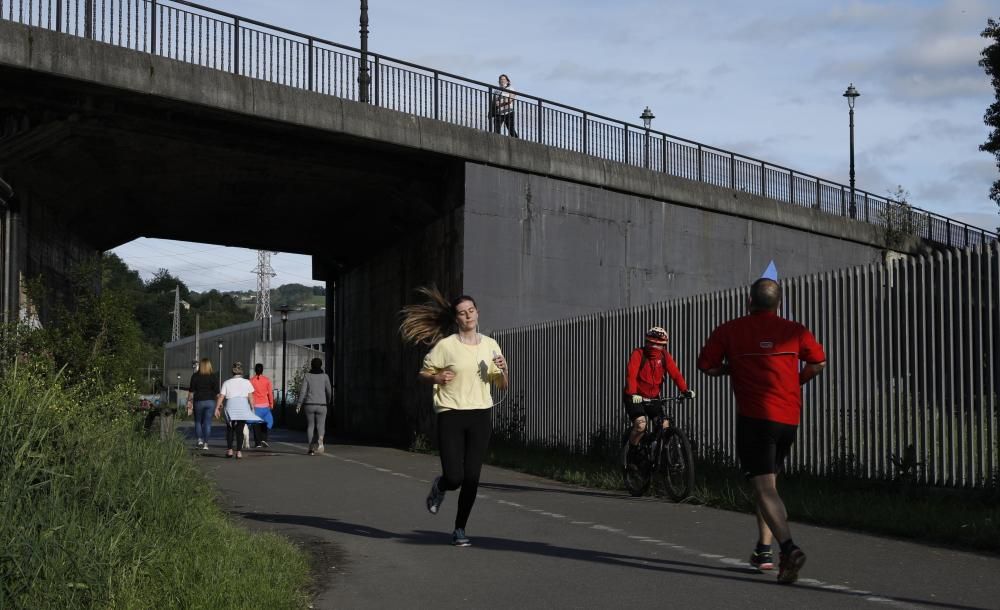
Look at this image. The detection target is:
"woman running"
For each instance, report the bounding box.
[400,287,509,547]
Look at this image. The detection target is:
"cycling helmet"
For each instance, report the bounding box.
[645,326,669,345]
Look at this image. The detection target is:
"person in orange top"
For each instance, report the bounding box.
[249,363,275,448]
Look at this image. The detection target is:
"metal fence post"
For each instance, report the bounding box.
[232,18,240,74]
[84,0,94,39]
[56,0,63,32]
[761,163,767,198]
[536,99,542,144]
[697,144,703,182]
[729,152,735,189]
[307,38,314,91]
[582,112,588,155]
[433,71,440,120]
[946,218,952,247]
[623,124,629,165]
[789,171,795,204]
[815,180,821,210]
[373,56,380,106]
[150,0,157,54]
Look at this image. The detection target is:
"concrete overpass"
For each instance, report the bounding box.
[0,4,991,441]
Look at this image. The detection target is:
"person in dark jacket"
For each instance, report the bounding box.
[186,358,220,450]
[295,358,332,455]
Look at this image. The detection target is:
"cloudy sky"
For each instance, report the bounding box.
[112,0,999,291]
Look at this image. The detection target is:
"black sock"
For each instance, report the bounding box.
[779,538,797,555]
[755,541,772,553]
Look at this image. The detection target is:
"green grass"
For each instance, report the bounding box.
[0,366,311,609]
[484,440,1000,554]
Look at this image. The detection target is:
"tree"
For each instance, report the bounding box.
[980,18,1000,230]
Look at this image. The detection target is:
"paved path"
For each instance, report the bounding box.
[194,429,998,609]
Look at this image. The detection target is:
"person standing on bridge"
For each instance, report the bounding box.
[697,278,826,584]
[400,287,509,547]
[492,74,519,138]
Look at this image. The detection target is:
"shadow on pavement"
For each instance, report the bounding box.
[234,512,984,610]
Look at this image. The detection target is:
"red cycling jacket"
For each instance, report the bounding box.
[623,347,688,399]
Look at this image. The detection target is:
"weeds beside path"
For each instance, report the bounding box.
[0,367,311,609]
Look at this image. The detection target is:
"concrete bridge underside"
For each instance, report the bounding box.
[0,21,906,443]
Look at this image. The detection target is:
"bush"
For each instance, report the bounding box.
[0,361,310,608]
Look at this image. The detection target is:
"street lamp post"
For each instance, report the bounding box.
[640,106,655,169]
[843,83,860,218]
[176,373,181,406]
[358,1,371,103]
[217,340,224,387]
[277,305,291,427]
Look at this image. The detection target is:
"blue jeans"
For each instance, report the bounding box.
[194,400,215,442]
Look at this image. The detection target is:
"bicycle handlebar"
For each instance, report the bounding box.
[640,394,693,406]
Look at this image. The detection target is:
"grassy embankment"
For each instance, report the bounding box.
[0,365,311,608]
[483,439,1000,553]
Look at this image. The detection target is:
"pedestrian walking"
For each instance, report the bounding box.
[491,74,519,138]
[295,358,332,456]
[697,278,826,584]
[249,363,274,448]
[214,362,262,460]
[186,357,219,451]
[400,287,509,547]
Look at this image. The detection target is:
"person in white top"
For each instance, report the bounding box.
[491,74,519,138]
[214,362,261,460]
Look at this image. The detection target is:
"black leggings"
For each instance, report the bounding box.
[493,113,518,138]
[436,408,492,530]
[225,420,246,450]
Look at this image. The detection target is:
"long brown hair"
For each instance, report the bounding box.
[399,286,476,346]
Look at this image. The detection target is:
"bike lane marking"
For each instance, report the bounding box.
[279,444,919,609]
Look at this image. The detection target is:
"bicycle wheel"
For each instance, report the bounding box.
[621,440,651,497]
[657,428,695,501]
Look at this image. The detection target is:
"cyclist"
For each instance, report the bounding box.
[624,326,694,461]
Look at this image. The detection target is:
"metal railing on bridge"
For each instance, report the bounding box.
[491,243,1000,489]
[3,0,997,248]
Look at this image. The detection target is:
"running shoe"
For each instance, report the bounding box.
[426,476,446,515]
[452,528,471,547]
[236,451,243,460]
[316,444,325,454]
[196,440,204,449]
[225,449,234,458]
[260,440,269,448]
[202,443,209,451]
[254,443,262,449]
[750,549,775,571]
[777,547,806,584]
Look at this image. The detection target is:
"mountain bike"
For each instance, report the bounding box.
[621,395,696,501]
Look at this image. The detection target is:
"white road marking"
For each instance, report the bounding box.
[280,442,922,609]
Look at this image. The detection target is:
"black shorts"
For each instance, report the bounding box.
[623,396,658,422]
[736,415,797,479]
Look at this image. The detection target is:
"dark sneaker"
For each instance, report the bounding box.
[777,547,806,584]
[750,549,775,571]
[452,528,471,547]
[426,476,446,515]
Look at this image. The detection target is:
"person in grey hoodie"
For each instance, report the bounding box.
[296,357,333,455]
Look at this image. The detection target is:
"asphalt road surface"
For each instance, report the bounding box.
[195,429,999,609]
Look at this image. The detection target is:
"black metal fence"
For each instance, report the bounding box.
[492,243,1000,489]
[3,0,996,248]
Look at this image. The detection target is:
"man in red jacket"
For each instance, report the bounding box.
[698,278,826,585]
[623,327,693,456]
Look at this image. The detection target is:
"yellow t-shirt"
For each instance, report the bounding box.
[421,334,505,413]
